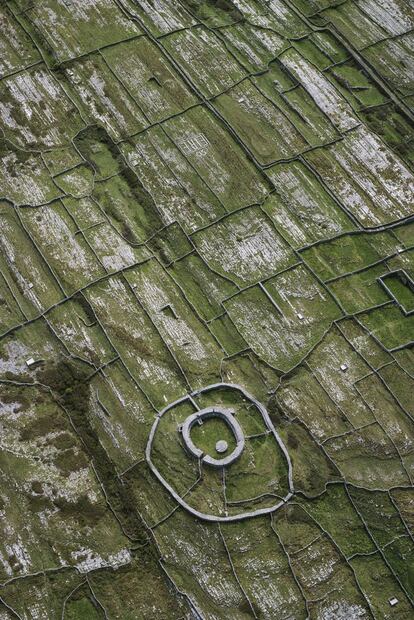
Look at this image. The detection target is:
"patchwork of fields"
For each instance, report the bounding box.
[0,0,414,618]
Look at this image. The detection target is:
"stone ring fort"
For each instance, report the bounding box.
[180,406,245,468]
[146,383,294,522]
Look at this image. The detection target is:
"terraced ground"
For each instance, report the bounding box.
[0,0,414,618]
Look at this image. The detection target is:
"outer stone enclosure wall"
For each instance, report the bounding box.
[146,383,294,522]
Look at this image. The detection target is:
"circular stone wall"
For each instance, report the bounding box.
[146,383,293,522]
[180,407,245,468]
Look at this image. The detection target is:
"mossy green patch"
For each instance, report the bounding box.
[303,484,376,557]
[191,416,237,457]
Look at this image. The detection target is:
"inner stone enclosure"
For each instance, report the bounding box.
[181,406,245,467]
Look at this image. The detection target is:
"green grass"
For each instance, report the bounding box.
[65,594,103,620]
[329,265,389,313]
[303,484,376,557]
[39,358,148,542]
[170,254,237,321]
[301,231,398,281]
[208,314,247,355]
[191,416,237,457]
[336,317,392,368]
[382,272,414,313]
[359,304,414,349]
[350,553,413,617]
[349,487,408,548]
[278,420,340,497]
